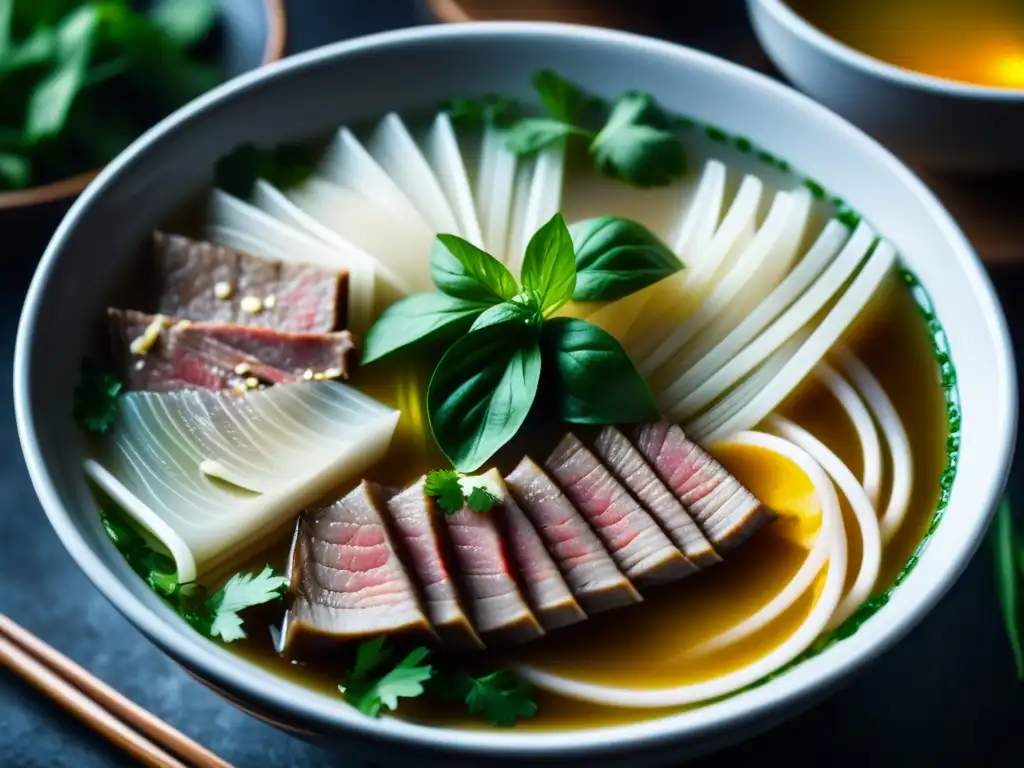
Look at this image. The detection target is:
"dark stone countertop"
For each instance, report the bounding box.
[2,2,1023,766]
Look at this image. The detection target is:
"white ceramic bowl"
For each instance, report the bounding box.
[747,0,1024,172]
[14,22,1017,766]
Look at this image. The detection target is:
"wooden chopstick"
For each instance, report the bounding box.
[0,614,235,768]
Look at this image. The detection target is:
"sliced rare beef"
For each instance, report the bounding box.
[152,231,347,332]
[493,485,587,631]
[108,308,356,391]
[280,481,431,652]
[385,480,484,650]
[593,426,721,569]
[544,433,696,588]
[505,457,641,614]
[633,422,774,552]
[443,471,545,645]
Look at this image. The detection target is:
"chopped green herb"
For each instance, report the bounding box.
[214,141,317,199]
[424,469,466,514]
[100,505,285,642]
[430,669,537,727]
[342,640,434,717]
[993,497,1024,680]
[443,94,519,128]
[73,360,122,433]
[590,91,685,188]
[466,485,500,514]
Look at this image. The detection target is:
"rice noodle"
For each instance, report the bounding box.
[816,362,883,506]
[836,348,914,542]
[515,431,846,708]
[769,416,881,631]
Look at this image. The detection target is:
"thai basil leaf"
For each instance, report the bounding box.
[542,318,659,424]
[590,91,685,188]
[520,213,576,315]
[362,293,486,365]
[504,118,588,156]
[428,321,542,472]
[148,0,218,49]
[569,216,683,301]
[469,295,543,333]
[431,234,520,305]
[993,497,1024,680]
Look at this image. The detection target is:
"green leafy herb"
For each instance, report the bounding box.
[504,118,590,156]
[443,93,519,128]
[993,497,1024,680]
[428,320,542,473]
[361,293,487,364]
[203,566,289,642]
[342,641,434,717]
[542,318,660,424]
[100,504,285,642]
[424,469,501,514]
[569,216,683,301]
[469,295,543,333]
[520,213,577,315]
[590,91,685,188]
[532,69,586,123]
[73,360,122,433]
[431,234,520,305]
[214,141,317,199]
[0,0,222,191]
[429,669,537,727]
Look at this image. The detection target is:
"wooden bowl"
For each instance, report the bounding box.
[0,0,286,217]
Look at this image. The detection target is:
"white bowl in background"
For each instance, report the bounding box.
[13,21,1017,766]
[747,0,1024,172]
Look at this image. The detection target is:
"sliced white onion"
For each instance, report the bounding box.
[475,124,518,260]
[646,187,811,383]
[836,348,914,542]
[670,159,728,264]
[85,382,400,582]
[366,113,462,236]
[816,362,882,507]
[515,431,847,708]
[657,220,849,413]
[694,238,897,444]
[283,176,434,294]
[420,113,485,247]
[769,416,881,631]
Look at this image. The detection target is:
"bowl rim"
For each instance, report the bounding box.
[14,20,1017,759]
[751,0,1024,100]
[0,0,288,211]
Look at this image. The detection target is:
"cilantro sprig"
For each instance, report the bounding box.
[424,469,501,515]
[101,505,287,642]
[448,69,685,189]
[341,637,538,726]
[74,360,122,433]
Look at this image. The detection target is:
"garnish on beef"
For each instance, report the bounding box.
[108,308,356,391]
[544,433,696,588]
[386,479,484,650]
[633,422,775,552]
[280,482,431,652]
[494,487,587,631]
[593,426,721,569]
[152,231,347,333]
[505,457,641,614]
[443,470,545,645]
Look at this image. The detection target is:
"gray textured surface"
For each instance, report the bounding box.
[2,1,1023,766]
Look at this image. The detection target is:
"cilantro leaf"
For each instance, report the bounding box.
[424,469,465,514]
[205,565,288,642]
[429,669,537,727]
[342,642,433,717]
[531,69,587,123]
[73,360,122,433]
[504,117,590,156]
[100,506,178,597]
[467,486,500,514]
[443,94,519,128]
[590,91,685,188]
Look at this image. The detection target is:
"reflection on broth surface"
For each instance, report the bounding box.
[82,73,955,732]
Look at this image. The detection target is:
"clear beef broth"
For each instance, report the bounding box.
[224,271,947,731]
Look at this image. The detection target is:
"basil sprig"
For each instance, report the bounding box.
[361,213,664,472]
[457,70,686,189]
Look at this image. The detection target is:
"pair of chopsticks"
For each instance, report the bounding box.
[0,613,234,768]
